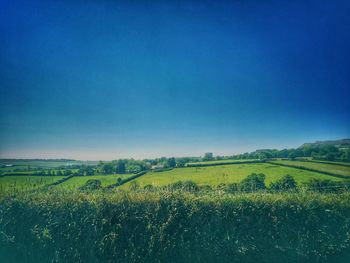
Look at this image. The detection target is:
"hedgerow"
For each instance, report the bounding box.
[1,190,350,263]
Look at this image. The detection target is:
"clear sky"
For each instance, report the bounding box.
[0,0,349,160]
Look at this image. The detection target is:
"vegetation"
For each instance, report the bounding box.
[1,189,350,263]
[1,140,350,261]
[272,160,350,177]
[121,163,346,189]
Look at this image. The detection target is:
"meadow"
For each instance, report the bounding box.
[55,174,134,190]
[0,159,98,171]
[121,163,346,189]
[271,160,350,177]
[0,176,65,195]
[186,159,259,166]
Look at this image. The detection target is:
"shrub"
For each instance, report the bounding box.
[167,181,199,192]
[1,191,350,262]
[270,175,297,191]
[129,181,140,191]
[79,179,102,191]
[304,178,348,193]
[239,173,266,192]
[143,184,154,191]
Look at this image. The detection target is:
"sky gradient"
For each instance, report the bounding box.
[1,0,349,160]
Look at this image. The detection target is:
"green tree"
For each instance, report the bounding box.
[167,157,176,168]
[270,175,297,191]
[116,160,126,174]
[203,152,214,161]
[240,173,266,192]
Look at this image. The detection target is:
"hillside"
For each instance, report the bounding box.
[300,139,350,148]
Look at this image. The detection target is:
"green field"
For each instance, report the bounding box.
[272,160,350,177]
[122,163,346,189]
[0,159,98,170]
[186,159,259,166]
[55,174,134,190]
[0,176,65,194]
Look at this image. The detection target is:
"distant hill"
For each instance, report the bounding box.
[299,139,350,148]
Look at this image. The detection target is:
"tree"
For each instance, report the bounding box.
[239,173,266,192]
[203,152,214,161]
[116,160,126,174]
[117,177,122,185]
[167,157,176,168]
[270,175,297,191]
[102,163,114,174]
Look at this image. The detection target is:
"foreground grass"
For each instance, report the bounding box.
[1,189,350,262]
[121,163,345,189]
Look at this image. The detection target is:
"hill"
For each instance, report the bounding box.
[300,139,350,148]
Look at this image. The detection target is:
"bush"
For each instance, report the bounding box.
[1,191,350,262]
[143,184,154,191]
[79,179,102,191]
[167,181,199,192]
[239,173,266,192]
[270,175,297,191]
[304,178,348,193]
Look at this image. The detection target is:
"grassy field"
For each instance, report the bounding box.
[0,159,98,170]
[55,174,135,190]
[295,158,350,166]
[0,176,65,195]
[272,160,350,177]
[186,159,259,166]
[121,163,346,189]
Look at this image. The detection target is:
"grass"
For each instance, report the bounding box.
[121,163,346,189]
[55,174,135,190]
[0,176,65,195]
[272,160,350,177]
[0,159,98,170]
[295,157,350,166]
[186,158,259,166]
[1,190,350,262]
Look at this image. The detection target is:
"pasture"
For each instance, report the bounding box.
[271,160,350,177]
[0,176,65,195]
[121,163,346,189]
[186,159,259,166]
[0,159,98,171]
[55,174,134,190]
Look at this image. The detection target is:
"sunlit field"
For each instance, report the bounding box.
[55,174,134,190]
[0,176,65,195]
[271,160,350,177]
[121,163,346,189]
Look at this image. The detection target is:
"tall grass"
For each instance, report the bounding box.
[1,189,350,263]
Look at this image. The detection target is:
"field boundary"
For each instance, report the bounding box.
[185,160,265,167]
[1,172,37,176]
[43,175,75,189]
[267,161,350,179]
[106,171,148,189]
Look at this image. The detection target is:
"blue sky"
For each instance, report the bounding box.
[0,0,349,160]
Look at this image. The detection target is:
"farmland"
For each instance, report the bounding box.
[1,157,350,262]
[121,162,347,189]
[0,176,65,195]
[271,160,350,177]
[186,159,260,166]
[55,174,134,190]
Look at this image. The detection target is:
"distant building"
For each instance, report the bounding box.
[151,164,164,171]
